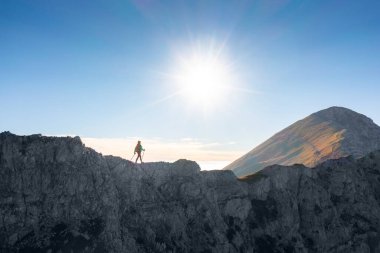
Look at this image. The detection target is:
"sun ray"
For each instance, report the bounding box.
[147,38,254,113]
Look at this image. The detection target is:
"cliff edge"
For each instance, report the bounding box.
[1,132,380,252]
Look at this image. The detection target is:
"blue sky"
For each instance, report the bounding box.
[1,0,380,167]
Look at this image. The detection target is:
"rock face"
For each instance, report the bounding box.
[224,106,380,177]
[1,132,380,252]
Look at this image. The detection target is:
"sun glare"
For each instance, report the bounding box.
[171,42,234,110]
[178,55,229,106]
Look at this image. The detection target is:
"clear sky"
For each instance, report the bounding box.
[1,0,380,169]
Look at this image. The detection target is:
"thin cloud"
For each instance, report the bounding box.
[81,137,245,169]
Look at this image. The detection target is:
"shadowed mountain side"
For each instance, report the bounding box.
[224,106,380,177]
[2,132,380,252]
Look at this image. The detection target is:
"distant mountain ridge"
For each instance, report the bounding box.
[225,106,380,177]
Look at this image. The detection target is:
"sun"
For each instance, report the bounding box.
[177,55,229,106]
[171,43,234,109]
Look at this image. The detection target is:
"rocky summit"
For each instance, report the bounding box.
[1,132,380,252]
[224,106,380,177]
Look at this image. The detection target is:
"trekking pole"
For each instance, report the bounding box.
[130,153,135,161]
[142,150,145,160]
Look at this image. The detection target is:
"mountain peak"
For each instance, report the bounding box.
[313,106,356,118]
[225,107,380,177]
[311,106,374,124]
[315,106,354,113]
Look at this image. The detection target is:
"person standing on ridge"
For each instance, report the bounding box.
[134,140,145,163]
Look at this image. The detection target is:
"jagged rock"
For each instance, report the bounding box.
[1,132,380,252]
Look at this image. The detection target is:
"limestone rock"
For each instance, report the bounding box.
[1,132,380,252]
[224,106,380,177]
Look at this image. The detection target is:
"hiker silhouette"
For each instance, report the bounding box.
[134,140,145,163]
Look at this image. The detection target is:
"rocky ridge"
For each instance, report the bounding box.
[1,132,380,252]
[224,106,380,177]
